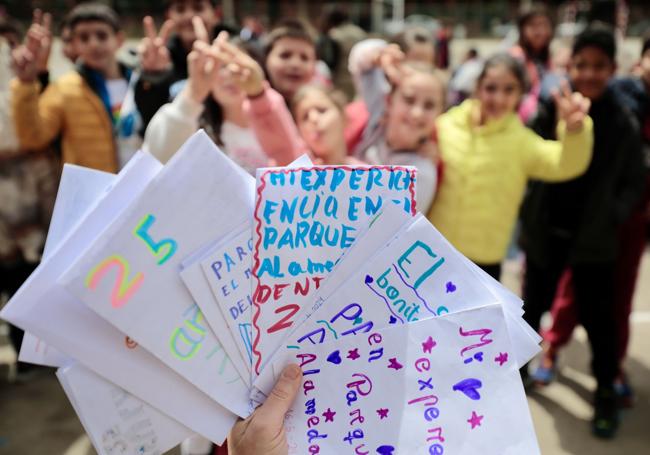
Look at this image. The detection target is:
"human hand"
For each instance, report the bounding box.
[212,31,266,98]
[552,80,591,133]
[377,44,412,85]
[27,9,53,73]
[228,364,302,455]
[138,16,174,73]
[11,9,52,82]
[182,17,218,103]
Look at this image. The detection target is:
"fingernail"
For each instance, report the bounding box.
[283,364,300,380]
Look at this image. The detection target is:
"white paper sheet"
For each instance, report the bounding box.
[57,362,191,455]
[20,165,116,368]
[280,305,540,454]
[200,227,254,373]
[61,131,253,418]
[251,165,418,377]
[255,207,540,395]
[0,150,237,443]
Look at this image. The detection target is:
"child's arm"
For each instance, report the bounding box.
[10,79,64,151]
[245,85,309,165]
[214,35,308,165]
[144,29,221,163]
[524,84,594,181]
[348,39,391,135]
[10,26,64,151]
[143,93,203,164]
[134,16,176,132]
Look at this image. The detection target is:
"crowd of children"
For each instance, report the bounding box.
[1,0,649,451]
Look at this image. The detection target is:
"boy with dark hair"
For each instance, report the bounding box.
[11,2,134,172]
[135,0,237,132]
[262,19,317,104]
[520,24,645,438]
[532,30,650,408]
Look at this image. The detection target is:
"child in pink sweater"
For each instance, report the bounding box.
[144,29,307,171]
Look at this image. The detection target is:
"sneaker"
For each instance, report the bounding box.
[531,344,557,386]
[614,374,635,409]
[592,387,619,439]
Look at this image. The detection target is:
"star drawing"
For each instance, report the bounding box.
[377,408,390,419]
[467,411,483,429]
[422,336,436,354]
[387,357,403,370]
[322,408,336,422]
[347,348,361,360]
[495,352,509,366]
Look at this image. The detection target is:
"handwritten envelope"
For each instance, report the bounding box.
[179,229,252,385]
[281,304,540,454]
[251,165,418,377]
[199,226,254,372]
[61,131,253,417]
[255,208,540,395]
[57,362,191,455]
[0,150,237,443]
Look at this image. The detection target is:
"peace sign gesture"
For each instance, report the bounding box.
[138,16,174,73]
[552,80,591,133]
[212,31,266,97]
[11,9,52,82]
[27,9,53,72]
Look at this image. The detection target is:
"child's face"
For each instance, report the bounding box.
[265,37,316,100]
[61,26,78,63]
[568,46,615,100]
[294,90,346,162]
[167,0,218,47]
[476,65,522,122]
[385,72,443,150]
[640,49,650,86]
[522,15,552,53]
[73,21,124,73]
[211,63,245,107]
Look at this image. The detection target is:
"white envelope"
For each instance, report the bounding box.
[0,151,237,443]
[61,131,253,418]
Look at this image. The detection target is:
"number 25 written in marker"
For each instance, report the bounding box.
[134,214,177,265]
[85,255,144,309]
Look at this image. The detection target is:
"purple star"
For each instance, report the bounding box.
[377,408,389,419]
[347,348,361,360]
[322,408,336,422]
[422,336,437,354]
[387,358,403,370]
[467,411,483,429]
[495,352,508,366]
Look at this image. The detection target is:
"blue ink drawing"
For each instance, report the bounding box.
[239,323,253,363]
[391,264,436,316]
[364,275,404,324]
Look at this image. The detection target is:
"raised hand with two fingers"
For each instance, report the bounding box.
[552,80,591,133]
[138,16,175,73]
[11,9,53,82]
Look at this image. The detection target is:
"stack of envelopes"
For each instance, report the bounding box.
[1,131,542,455]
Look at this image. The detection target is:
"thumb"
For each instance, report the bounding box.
[257,364,302,424]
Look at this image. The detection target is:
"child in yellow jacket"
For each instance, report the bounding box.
[428,53,593,280]
[11,3,134,173]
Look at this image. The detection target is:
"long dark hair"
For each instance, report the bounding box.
[517,3,552,62]
[200,38,264,147]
